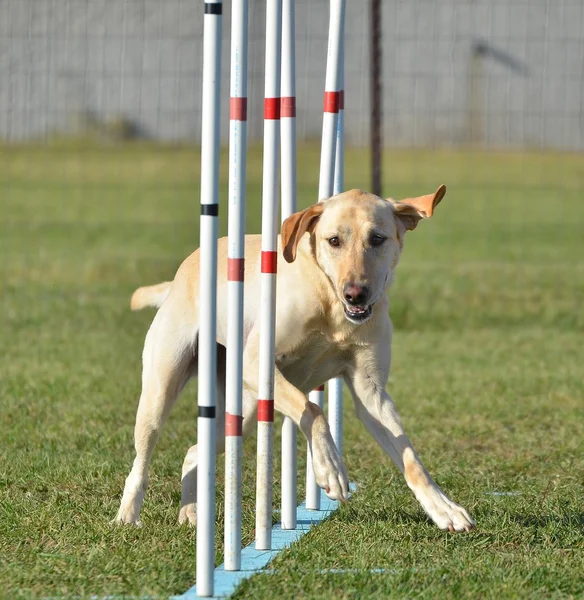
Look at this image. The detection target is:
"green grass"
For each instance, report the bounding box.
[1,143,583,599]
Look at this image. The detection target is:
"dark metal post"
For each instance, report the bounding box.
[370,0,382,196]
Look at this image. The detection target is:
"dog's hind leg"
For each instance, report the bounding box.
[179,362,258,526]
[115,299,197,525]
[178,342,225,525]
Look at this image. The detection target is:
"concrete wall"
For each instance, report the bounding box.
[1,0,583,149]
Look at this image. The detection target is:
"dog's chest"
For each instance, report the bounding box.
[276,334,350,394]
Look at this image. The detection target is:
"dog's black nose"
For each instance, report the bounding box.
[344,283,369,306]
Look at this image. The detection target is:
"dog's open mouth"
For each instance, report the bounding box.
[343,304,373,323]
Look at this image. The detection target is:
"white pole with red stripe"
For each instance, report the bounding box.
[306,0,346,511]
[256,0,282,551]
[280,0,297,532]
[328,41,345,458]
[224,0,248,572]
[197,0,222,595]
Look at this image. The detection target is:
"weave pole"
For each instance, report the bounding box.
[280,0,298,532]
[256,0,283,551]
[306,0,346,511]
[369,0,383,197]
[328,40,345,457]
[196,0,222,596]
[224,0,248,572]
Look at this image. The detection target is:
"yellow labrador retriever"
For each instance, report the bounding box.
[115,186,475,532]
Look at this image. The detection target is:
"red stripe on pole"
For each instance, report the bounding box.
[261,251,277,274]
[314,385,325,392]
[264,97,281,120]
[227,258,245,282]
[230,97,248,121]
[323,91,341,113]
[281,96,296,118]
[339,90,344,110]
[225,412,243,436]
[257,399,274,422]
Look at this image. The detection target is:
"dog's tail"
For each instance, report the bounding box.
[130,281,172,311]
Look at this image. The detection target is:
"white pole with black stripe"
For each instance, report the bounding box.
[256,0,282,551]
[306,0,346,511]
[197,0,222,595]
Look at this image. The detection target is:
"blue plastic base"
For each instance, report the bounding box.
[172,486,354,599]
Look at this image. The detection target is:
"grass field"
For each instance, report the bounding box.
[1,143,583,599]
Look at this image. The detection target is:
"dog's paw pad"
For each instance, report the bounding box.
[178,504,197,526]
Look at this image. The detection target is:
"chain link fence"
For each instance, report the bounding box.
[1,0,583,149]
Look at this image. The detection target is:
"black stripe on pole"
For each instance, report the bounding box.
[370,0,382,197]
[201,204,219,216]
[204,3,222,15]
[199,406,216,418]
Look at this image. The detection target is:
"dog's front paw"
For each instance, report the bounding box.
[113,505,143,526]
[178,503,197,526]
[311,433,350,502]
[113,476,146,525]
[418,487,475,532]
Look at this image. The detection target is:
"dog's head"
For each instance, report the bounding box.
[281,185,446,325]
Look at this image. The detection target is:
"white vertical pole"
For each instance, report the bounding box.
[328,40,345,457]
[197,0,222,596]
[280,0,297,531]
[306,381,325,510]
[256,0,282,551]
[306,0,346,511]
[318,0,345,202]
[224,0,248,573]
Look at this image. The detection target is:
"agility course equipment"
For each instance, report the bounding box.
[328,39,345,460]
[196,0,223,595]
[255,0,282,552]
[280,0,298,532]
[224,0,248,573]
[306,0,346,510]
[194,0,346,595]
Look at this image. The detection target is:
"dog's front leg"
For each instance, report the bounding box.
[242,333,349,501]
[274,369,350,502]
[344,354,475,532]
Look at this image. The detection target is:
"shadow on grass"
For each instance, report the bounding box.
[510,512,584,529]
[339,503,433,526]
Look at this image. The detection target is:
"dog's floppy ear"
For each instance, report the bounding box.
[390,184,446,232]
[281,203,325,263]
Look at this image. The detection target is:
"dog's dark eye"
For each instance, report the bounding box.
[328,236,340,247]
[371,234,386,247]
